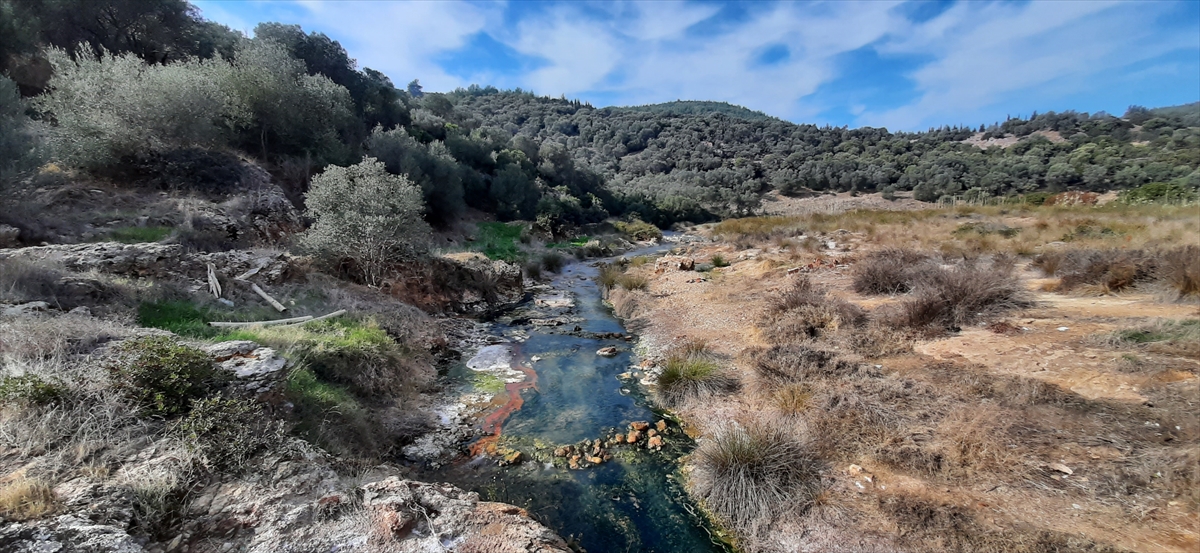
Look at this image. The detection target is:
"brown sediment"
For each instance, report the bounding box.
[469,363,539,457]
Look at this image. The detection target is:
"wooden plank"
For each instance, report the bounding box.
[207,263,222,298]
[250,282,287,312]
[208,315,313,328]
[279,309,347,326]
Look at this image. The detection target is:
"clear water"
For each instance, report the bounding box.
[423,242,730,553]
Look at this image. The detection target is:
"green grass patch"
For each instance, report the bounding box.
[546,235,591,249]
[104,226,173,244]
[475,222,526,262]
[1113,319,1200,344]
[137,300,217,338]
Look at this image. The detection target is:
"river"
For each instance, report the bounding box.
[419,239,729,553]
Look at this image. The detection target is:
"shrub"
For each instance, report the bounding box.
[540,252,566,273]
[1033,249,1156,293]
[710,254,730,268]
[614,218,662,242]
[176,397,287,471]
[1159,245,1200,299]
[894,263,1032,330]
[690,422,821,533]
[365,125,466,226]
[0,375,67,405]
[852,248,931,294]
[474,222,525,262]
[523,261,542,280]
[0,259,134,311]
[1118,181,1198,204]
[597,263,622,290]
[104,226,173,244]
[747,344,860,389]
[766,277,866,341]
[300,157,431,286]
[0,475,57,521]
[107,336,221,417]
[655,353,739,407]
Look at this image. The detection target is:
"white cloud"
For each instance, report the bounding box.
[859,1,1197,129]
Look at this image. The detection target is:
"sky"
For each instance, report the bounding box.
[192,0,1200,131]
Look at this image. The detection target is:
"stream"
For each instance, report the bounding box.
[418,239,729,553]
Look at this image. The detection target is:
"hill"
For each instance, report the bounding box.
[613,100,776,121]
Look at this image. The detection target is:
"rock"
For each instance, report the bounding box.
[654,255,695,272]
[847,464,866,477]
[655,420,668,432]
[68,306,92,316]
[630,421,650,432]
[597,346,619,357]
[3,301,50,316]
[1049,463,1074,475]
[216,346,287,381]
[0,223,20,247]
[568,456,581,470]
[647,436,663,450]
[502,450,523,465]
[203,340,258,361]
[626,430,642,443]
[1057,327,1070,332]
[553,446,573,458]
[647,429,657,437]
[587,456,603,465]
[640,359,657,369]
[611,433,624,444]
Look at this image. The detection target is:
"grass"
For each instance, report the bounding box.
[472,372,506,394]
[137,299,217,338]
[103,225,174,244]
[892,261,1032,331]
[474,221,526,262]
[747,344,859,389]
[540,251,566,273]
[852,248,931,295]
[690,422,821,534]
[764,277,866,342]
[710,254,730,268]
[176,397,287,472]
[1101,318,1200,346]
[655,353,739,407]
[0,475,57,521]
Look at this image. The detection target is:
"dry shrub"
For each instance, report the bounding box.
[1033,248,1156,293]
[690,421,822,536]
[892,263,1031,330]
[1157,244,1200,300]
[934,407,1017,475]
[0,259,136,312]
[0,474,57,521]
[746,344,862,389]
[809,381,908,459]
[772,383,812,416]
[877,490,1124,553]
[765,277,866,341]
[836,323,915,358]
[852,248,931,295]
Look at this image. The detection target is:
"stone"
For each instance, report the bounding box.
[596,347,619,357]
[647,429,657,437]
[568,456,581,470]
[626,430,642,443]
[611,433,623,444]
[68,306,92,316]
[502,450,523,465]
[203,340,258,361]
[630,421,650,432]
[647,436,663,450]
[1048,463,1073,475]
[655,420,668,432]
[654,255,695,272]
[0,224,20,248]
[587,456,603,465]
[2,301,49,317]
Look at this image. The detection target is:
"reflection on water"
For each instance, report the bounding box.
[422,240,730,553]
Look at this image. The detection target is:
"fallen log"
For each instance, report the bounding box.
[250,282,287,312]
[279,309,347,326]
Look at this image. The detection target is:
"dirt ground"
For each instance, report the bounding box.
[617,205,1199,552]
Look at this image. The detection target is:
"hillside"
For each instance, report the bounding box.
[613,100,776,121]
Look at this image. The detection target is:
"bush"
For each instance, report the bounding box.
[0,375,67,405]
[300,157,431,286]
[474,222,525,262]
[365,125,466,226]
[710,254,730,268]
[105,226,173,243]
[852,248,931,294]
[0,259,134,311]
[1118,181,1197,204]
[1159,245,1200,299]
[655,353,739,407]
[1033,249,1156,293]
[540,252,566,273]
[894,263,1031,330]
[766,277,866,341]
[616,273,648,291]
[597,263,622,290]
[176,397,287,471]
[523,261,542,280]
[690,422,821,533]
[107,336,221,417]
[747,345,860,389]
[614,218,662,242]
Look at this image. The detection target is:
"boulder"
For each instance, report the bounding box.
[654,255,695,272]
[630,421,650,432]
[597,347,619,357]
[647,436,663,450]
[626,430,642,444]
[0,224,20,248]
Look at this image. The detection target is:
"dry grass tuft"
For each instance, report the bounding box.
[690,421,822,536]
[746,344,862,389]
[765,276,866,342]
[1158,244,1200,300]
[655,350,740,408]
[0,474,57,521]
[891,262,1032,331]
[1033,248,1157,294]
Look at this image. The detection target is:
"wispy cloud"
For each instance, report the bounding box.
[194,0,1200,130]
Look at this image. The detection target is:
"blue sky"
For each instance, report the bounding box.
[193,0,1200,131]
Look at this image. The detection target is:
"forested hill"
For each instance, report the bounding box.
[1,1,1197,232]
[613,101,776,122]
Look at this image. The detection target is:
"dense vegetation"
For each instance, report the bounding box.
[1,0,1197,238]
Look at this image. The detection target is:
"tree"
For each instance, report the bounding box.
[407,79,423,98]
[300,157,430,286]
[0,75,42,184]
[34,47,234,168]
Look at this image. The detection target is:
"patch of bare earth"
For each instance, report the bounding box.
[620,225,1199,552]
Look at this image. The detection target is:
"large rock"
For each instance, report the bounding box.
[654,255,695,272]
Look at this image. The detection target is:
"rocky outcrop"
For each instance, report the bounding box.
[0,243,296,285]
[1,453,569,553]
[385,252,524,314]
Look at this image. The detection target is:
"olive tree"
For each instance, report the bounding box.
[0,75,41,184]
[34,47,234,168]
[300,157,429,285]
